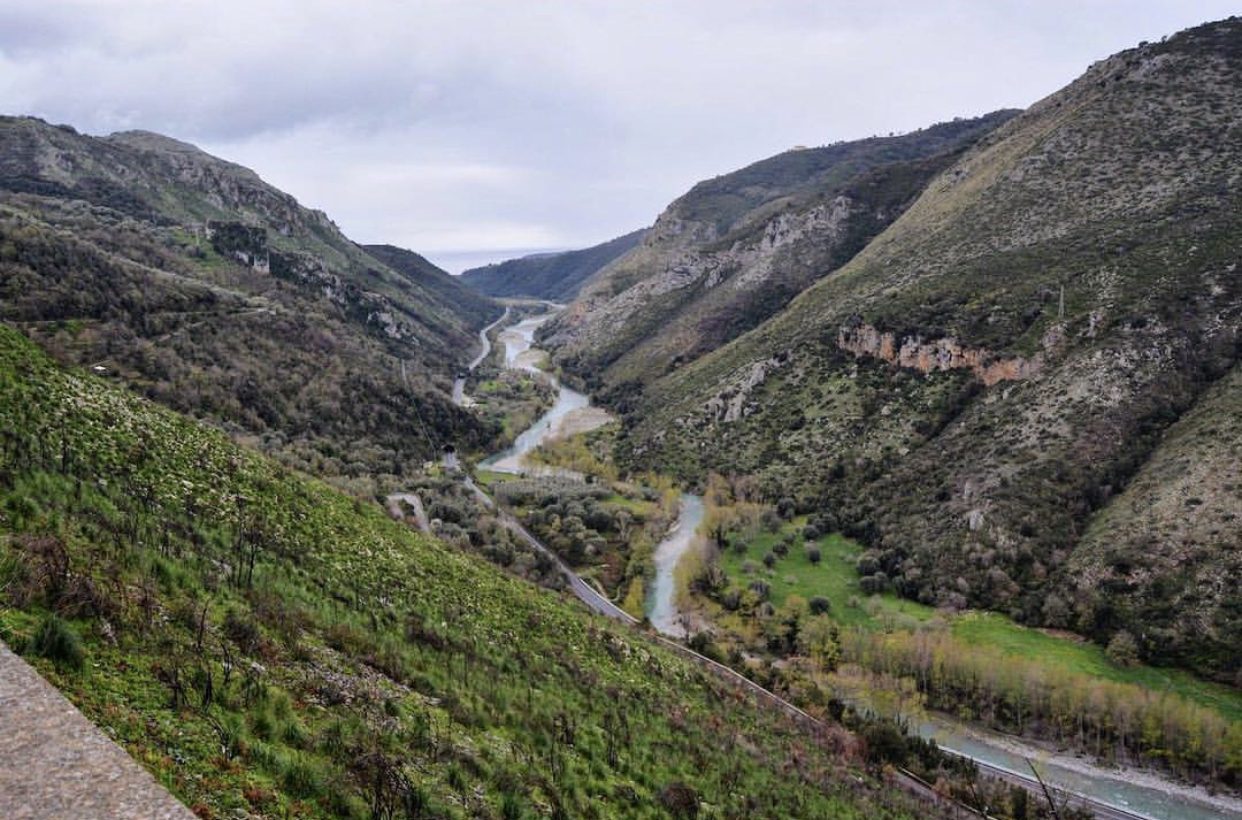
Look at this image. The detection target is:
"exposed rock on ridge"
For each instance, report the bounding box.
[837,322,1044,385]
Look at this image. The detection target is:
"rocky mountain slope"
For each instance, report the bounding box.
[0,116,500,483]
[0,324,922,819]
[543,111,1018,390]
[459,228,646,302]
[566,19,1242,680]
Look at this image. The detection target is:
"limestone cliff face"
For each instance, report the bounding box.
[837,323,1043,385]
[551,196,855,354]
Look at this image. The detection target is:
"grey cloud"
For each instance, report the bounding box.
[1,0,1237,270]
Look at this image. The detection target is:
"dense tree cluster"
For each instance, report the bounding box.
[0,201,498,482]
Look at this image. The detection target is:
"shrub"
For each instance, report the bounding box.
[31,614,84,670]
[281,753,325,799]
[809,596,831,615]
[250,707,276,741]
[688,631,723,662]
[223,609,262,655]
[859,572,888,595]
[216,712,246,760]
[859,720,908,766]
[1107,630,1140,667]
[0,549,29,604]
[501,792,525,820]
[247,740,279,770]
[282,718,309,749]
[806,546,822,565]
[762,552,776,569]
[658,782,700,818]
[270,689,294,721]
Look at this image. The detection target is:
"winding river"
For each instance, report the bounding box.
[916,715,1239,820]
[478,313,592,476]
[647,494,704,637]
[469,308,1239,820]
[478,311,706,631]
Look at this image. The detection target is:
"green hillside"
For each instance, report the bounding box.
[0,325,916,819]
[0,116,501,487]
[573,20,1242,680]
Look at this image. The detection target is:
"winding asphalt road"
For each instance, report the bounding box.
[452,307,510,406]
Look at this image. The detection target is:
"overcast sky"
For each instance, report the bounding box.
[1,1,1236,272]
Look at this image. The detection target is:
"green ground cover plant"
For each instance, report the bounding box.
[0,325,915,818]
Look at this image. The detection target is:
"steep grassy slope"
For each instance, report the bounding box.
[0,116,501,485]
[543,112,1017,389]
[609,19,1242,679]
[0,325,918,819]
[1069,363,1241,675]
[460,229,647,302]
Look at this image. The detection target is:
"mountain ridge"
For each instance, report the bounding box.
[0,114,501,484]
[543,110,1020,389]
[460,228,647,302]
[551,18,1242,679]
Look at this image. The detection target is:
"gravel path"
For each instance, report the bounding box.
[0,642,195,820]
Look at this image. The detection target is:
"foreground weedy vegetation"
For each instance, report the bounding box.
[0,326,925,819]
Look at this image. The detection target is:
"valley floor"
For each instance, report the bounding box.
[461,309,1241,819]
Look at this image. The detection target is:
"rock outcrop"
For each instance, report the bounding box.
[837,323,1042,385]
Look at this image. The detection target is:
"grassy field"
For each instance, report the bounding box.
[472,468,521,488]
[716,517,933,627]
[950,613,1242,723]
[712,518,1242,723]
